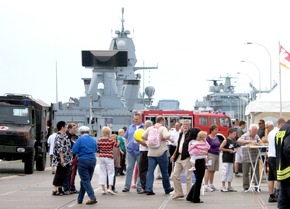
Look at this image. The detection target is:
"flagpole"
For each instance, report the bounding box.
[56,61,58,103]
[279,41,282,117]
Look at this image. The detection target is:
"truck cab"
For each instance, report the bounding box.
[0,94,49,174]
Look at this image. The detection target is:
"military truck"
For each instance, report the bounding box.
[0,94,49,174]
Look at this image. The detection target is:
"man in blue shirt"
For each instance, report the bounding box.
[122,112,144,193]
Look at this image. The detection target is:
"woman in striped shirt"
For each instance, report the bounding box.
[98,126,120,195]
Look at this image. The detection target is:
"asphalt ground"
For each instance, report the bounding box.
[0,156,279,209]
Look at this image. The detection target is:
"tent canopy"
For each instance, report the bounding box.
[245,100,290,115]
[245,100,290,124]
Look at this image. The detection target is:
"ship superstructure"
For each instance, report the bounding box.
[194,75,252,120]
[194,75,277,120]
[52,8,157,136]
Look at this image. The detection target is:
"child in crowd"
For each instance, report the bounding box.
[131,164,138,188]
[117,128,126,175]
[219,128,237,192]
[107,134,121,193]
[188,131,210,171]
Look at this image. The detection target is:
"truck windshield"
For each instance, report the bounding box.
[0,106,30,124]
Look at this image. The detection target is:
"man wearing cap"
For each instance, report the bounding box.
[72,126,98,205]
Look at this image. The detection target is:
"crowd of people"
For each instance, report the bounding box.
[47,115,290,208]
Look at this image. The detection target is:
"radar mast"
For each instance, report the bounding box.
[121,7,125,33]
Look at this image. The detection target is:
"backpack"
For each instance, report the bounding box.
[147,125,161,148]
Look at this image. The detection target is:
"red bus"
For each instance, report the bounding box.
[139,109,232,138]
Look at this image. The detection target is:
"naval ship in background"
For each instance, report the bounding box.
[51,8,274,135]
[194,75,277,121]
[51,8,165,137]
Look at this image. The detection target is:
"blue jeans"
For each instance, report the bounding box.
[77,158,96,203]
[124,152,141,190]
[145,151,171,193]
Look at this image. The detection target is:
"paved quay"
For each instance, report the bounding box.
[0,158,279,209]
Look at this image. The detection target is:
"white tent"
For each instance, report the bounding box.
[245,100,290,124]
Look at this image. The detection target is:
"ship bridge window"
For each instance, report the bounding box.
[198,116,208,126]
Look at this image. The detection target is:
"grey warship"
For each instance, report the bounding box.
[194,75,254,121]
[51,8,157,136]
[194,75,277,120]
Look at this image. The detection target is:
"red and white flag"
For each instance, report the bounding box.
[280,45,290,69]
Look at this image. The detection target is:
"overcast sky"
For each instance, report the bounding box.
[1,0,290,110]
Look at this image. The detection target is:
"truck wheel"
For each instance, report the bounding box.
[24,148,35,174]
[36,146,46,171]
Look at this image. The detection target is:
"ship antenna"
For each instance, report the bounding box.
[121,7,125,33]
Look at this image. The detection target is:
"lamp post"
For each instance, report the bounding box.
[232,97,240,120]
[237,71,253,85]
[245,42,272,89]
[237,71,254,99]
[241,60,261,98]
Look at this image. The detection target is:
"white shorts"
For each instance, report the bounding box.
[221,163,234,182]
[235,147,243,163]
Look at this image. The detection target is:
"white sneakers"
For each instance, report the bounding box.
[209,185,218,191]
[188,167,196,171]
[220,186,228,192]
[103,189,117,195]
[235,173,242,177]
[220,186,237,192]
[107,189,117,195]
[227,186,237,192]
[205,186,213,192]
[206,185,238,192]
[205,185,219,192]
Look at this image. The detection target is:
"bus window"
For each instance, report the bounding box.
[210,116,217,125]
[164,117,169,129]
[219,117,230,127]
[177,117,192,127]
[224,118,230,127]
[145,116,156,124]
[198,116,208,126]
[169,117,178,128]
